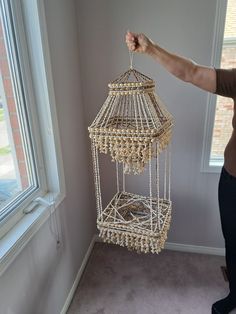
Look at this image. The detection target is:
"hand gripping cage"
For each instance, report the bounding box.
[88,67,174,254]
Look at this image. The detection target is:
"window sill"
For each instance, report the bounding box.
[0,192,65,276]
[201,157,223,173]
[209,158,224,168]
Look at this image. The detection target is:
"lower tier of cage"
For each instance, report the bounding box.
[97,191,172,254]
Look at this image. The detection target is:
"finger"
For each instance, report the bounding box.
[126,39,135,47]
[129,43,137,51]
[126,38,135,46]
[127,43,132,50]
[127,41,135,48]
[126,35,134,43]
[127,43,134,51]
[126,31,135,41]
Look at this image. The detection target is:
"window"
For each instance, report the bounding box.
[0,0,65,274]
[0,0,46,233]
[201,0,231,172]
[210,0,236,166]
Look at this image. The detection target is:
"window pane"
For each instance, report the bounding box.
[224,0,236,39]
[0,4,38,219]
[210,0,236,165]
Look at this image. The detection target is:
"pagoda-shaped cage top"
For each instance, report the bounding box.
[88,68,173,174]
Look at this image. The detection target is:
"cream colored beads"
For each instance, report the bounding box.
[89,67,173,254]
[89,124,172,174]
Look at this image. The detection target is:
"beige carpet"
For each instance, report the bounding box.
[67,242,236,314]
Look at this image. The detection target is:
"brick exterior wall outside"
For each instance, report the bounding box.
[224,0,236,38]
[211,0,236,159]
[0,19,29,189]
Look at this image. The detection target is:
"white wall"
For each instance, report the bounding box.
[76,0,224,248]
[0,0,96,313]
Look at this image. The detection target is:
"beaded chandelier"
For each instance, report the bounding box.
[89,63,174,254]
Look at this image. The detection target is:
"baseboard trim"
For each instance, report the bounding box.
[61,234,225,313]
[60,235,97,314]
[164,242,225,256]
[94,234,225,256]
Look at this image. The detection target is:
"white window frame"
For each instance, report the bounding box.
[0,0,66,275]
[201,0,228,173]
[0,0,48,237]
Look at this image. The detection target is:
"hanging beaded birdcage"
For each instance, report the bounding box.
[89,62,174,254]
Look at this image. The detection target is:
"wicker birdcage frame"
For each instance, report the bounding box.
[89,66,174,254]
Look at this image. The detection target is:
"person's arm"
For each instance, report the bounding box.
[126,31,216,93]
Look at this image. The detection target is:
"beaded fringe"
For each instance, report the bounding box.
[97,215,171,254]
[89,125,172,174]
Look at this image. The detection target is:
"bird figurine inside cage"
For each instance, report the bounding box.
[88,63,174,254]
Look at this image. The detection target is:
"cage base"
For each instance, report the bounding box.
[97,192,172,254]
